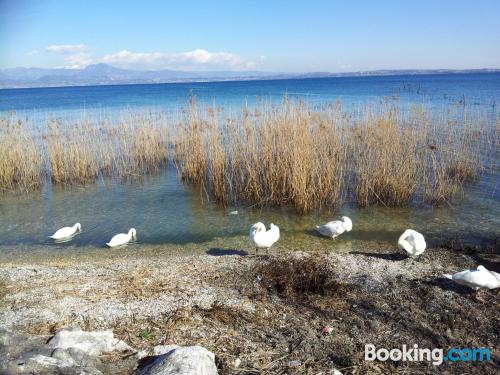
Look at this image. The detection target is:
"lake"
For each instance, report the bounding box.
[0,73,498,259]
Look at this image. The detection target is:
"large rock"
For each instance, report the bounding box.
[48,326,133,356]
[137,345,217,375]
[26,353,102,375]
[0,327,136,375]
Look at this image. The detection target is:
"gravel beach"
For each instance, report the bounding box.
[0,240,498,374]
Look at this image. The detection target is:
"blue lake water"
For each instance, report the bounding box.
[1,73,499,119]
[0,73,499,258]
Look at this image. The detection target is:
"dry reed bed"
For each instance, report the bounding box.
[0,112,169,190]
[173,99,494,212]
[0,99,494,212]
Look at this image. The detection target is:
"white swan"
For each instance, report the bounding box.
[489,270,500,283]
[49,223,81,240]
[316,216,352,239]
[106,228,136,248]
[249,222,280,253]
[444,265,500,290]
[398,229,426,257]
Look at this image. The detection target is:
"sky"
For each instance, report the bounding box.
[1,0,499,72]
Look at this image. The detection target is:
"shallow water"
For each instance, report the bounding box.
[0,168,498,261]
[0,73,499,259]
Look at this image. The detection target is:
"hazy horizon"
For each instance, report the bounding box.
[2,63,500,75]
[2,0,500,73]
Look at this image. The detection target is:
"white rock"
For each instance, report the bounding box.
[152,345,177,356]
[48,327,133,357]
[138,345,217,375]
[28,354,69,367]
[329,369,343,375]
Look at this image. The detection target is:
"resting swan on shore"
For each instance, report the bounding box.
[249,222,280,253]
[316,216,352,239]
[106,228,136,247]
[49,223,81,240]
[398,229,426,257]
[444,265,500,290]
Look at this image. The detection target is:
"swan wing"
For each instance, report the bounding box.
[267,224,280,245]
[398,230,425,256]
[489,270,500,283]
[451,269,497,289]
[252,229,279,248]
[107,233,129,247]
[50,226,75,239]
[413,232,426,254]
[316,221,343,237]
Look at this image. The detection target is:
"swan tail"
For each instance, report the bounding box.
[443,274,453,280]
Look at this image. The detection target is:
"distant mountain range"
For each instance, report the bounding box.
[0,64,498,89]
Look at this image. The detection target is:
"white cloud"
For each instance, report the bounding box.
[42,45,260,71]
[101,48,256,71]
[62,53,93,69]
[45,44,89,54]
[45,44,91,69]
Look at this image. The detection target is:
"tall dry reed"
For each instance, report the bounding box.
[0,99,492,213]
[1,112,169,190]
[0,117,43,191]
[172,98,491,212]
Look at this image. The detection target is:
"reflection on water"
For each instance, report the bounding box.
[0,167,498,259]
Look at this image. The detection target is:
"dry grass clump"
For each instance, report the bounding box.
[253,254,345,301]
[115,267,173,299]
[0,117,43,191]
[173,98,491,211]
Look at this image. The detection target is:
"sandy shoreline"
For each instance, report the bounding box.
[1,242,499,374]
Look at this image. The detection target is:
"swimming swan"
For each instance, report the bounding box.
[316,216,352,239]
[106,228,137,247]
[249,222,280,253]
[444,265,500,290]
[49,223,81,240]
[398,229,426,257]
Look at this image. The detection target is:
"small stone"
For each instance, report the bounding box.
[233,358,241,368]
[329,369,342,375]
[288,360,301,368]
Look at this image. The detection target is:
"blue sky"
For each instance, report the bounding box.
[1,0,499,72]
